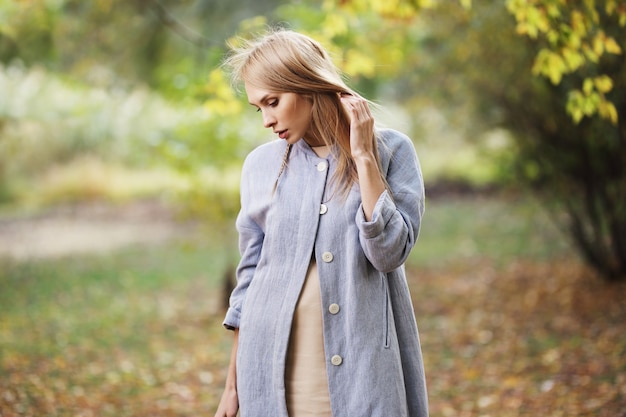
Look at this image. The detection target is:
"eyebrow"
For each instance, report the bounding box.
[248,94,271,107]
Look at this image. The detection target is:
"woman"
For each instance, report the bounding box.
[215,29,428,417]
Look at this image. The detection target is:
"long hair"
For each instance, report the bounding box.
[223,29,386,198]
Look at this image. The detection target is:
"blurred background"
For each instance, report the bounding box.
[1,1,625,416]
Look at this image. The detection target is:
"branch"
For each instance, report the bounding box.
[149,0,220,48]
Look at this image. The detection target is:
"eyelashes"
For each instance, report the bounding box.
[255,100,278,112]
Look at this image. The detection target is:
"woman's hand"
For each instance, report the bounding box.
[340,93,375,159]
[214,329,240,417]
[214,386,239,417]
[340,93,385,221]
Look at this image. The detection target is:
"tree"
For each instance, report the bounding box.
[275,0,626,280]
[3,0,625,279]
[506,0,625,124]
[404,0,626,281]
[500,0,626,280]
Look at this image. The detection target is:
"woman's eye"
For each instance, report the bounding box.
[269,100,278,107]
[256,108,261,113]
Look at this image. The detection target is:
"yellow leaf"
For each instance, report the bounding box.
[204,69,242,117]
[570,10,587,35]
[343,49,376,78]
[546,51,567,84]
[532,49,567,85]
[562,48,585,71]
[582,44,600,63]
[567,32,582,49]
[546,3,561,19]
[416,0,436,8]
[583,93,601,114]
[592,33,605,56]
[463,367,480,380]
[583,78,594,95]
[567,90,585,123]
[516,22,533,37]
[322,13,349,38]
[239,15,268,33]
[527,6,550,34]
[533,49,567,84]
[598,101,619,124]
[606,0,616,15]
[593,75,613,94]
[604,37,622,54]
[588,1,600,24]
[547,29,560,45]
[504,376,522,387]
[571,108,584,123]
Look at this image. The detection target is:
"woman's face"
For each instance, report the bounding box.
[245,83,320,146]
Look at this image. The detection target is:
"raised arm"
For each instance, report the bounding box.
[340,93,386,221]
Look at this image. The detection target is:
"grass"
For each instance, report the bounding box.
[0,241,233,416]
[409,192,571,268]
[2,194,624,416]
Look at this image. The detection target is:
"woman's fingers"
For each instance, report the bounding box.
[340,94,375,157]
[340,95,372,122]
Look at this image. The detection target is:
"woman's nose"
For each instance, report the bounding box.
[262,111,276,128]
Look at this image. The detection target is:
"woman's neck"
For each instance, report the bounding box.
[311,144,330,158]
[304,127,330,157]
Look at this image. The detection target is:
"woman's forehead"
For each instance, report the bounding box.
[244,83,279,105]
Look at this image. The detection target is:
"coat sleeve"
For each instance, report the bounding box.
[223,158,265,330]
[355,130,425,273]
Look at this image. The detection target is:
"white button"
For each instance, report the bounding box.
[322,252,334,263]
[319,204,328,215]
[328,303,340,315]
[317,161,328,171]
[331,355,343,366]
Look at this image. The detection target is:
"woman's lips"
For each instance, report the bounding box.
[278,130,288,139]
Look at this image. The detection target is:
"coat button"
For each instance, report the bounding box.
[328,303,340,315]
[331,355,343,366]
[317,161,328,172]
[319,204,328,215]
[322,252,334,263]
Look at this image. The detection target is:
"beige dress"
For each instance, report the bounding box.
[285,259,333,416]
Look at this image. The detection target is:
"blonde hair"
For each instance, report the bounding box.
[223,29,385,198]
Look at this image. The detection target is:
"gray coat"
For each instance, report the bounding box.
[224,128,428,417]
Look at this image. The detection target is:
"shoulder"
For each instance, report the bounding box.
[242,139,287,173]
[376,128,414,148]
[375,128,418,163]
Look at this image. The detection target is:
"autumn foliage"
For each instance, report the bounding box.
[1,254,624,416]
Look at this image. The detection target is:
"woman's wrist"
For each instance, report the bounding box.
[352,150,377,165]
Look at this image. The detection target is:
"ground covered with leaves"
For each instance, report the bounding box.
[2,257,624,416]
[1,197,625,416]
[414,259,626,417]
